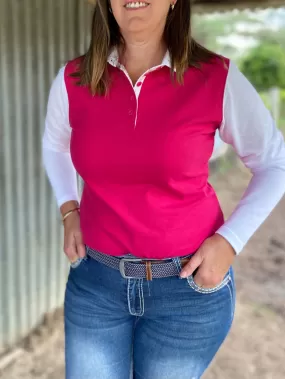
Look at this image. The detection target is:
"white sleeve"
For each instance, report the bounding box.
[42,66,79,207]
[216,60,285,254]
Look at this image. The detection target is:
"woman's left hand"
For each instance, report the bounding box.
[180,234,236,288]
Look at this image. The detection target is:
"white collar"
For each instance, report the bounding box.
[107,47,175,71]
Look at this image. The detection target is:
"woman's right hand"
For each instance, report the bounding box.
[61,202,86,264]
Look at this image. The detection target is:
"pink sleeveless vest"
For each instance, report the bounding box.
[65,56,229,259]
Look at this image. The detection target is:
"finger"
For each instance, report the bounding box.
[75,233,86,259]
[180,252,203,278]
[64,235,78,263]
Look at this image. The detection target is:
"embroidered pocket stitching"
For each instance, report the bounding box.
[70,256,88,269]
[226,278,235,319]
[187,273,231,294]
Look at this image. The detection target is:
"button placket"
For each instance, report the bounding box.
[132,82,144,128]
[116,64,147,129]
[128,93,136,119]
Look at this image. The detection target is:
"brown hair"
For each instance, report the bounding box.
[73,0,220,95]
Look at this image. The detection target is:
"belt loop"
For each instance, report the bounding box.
[145,261,153,281]
[172,257,182,277]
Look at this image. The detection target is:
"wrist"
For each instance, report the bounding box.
[214,233,236,256]
[60,200,79,217]
[62,207,80,223]
[63,210,80,227]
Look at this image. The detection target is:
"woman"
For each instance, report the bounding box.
[42,0,285,378]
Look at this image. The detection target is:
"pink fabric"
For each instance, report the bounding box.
[65,57,229,259]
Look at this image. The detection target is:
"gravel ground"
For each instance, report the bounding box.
[1,159,285,379]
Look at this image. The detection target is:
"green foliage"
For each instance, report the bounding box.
[280,89,285,125]
[240,44,285,91]
[241,27,285,51]
[281,89,285,104]
[259,92,271,110]
[192,12,263,56]
[193,9,285,61]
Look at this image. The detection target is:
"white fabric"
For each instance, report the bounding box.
[42,67,79,206]
[216,61,285,252]
[42,54,285,254]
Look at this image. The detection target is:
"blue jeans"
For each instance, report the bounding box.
[64,254,235,379]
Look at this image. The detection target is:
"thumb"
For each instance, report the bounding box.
[180,252,203,278]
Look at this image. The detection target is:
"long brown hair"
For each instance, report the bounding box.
[73,0,220,95]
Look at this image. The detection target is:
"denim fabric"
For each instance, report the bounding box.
[64,254,235,379]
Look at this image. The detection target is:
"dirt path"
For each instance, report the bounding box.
[1,159,285,379]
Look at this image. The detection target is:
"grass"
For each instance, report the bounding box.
[278,117,285,132]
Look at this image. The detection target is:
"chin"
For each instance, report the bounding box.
[124,20,149,34]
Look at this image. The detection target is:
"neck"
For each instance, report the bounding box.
[119,31,166,84]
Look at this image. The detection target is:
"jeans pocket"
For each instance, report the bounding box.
[186,270,231,294]
[70,256,88,270]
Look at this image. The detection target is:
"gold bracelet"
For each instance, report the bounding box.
[62,207,80,223]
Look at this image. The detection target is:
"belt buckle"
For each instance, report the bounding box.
[119,258,143,279]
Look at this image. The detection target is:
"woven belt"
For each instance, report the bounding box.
[87,246,192,280]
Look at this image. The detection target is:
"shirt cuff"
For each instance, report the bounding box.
[215,225,244,255]
[57,195,79,208]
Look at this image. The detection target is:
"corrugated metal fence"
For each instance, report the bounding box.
[0,0,92,354]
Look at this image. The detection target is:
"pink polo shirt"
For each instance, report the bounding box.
[63,56,228,258]
[43,50,285,257]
